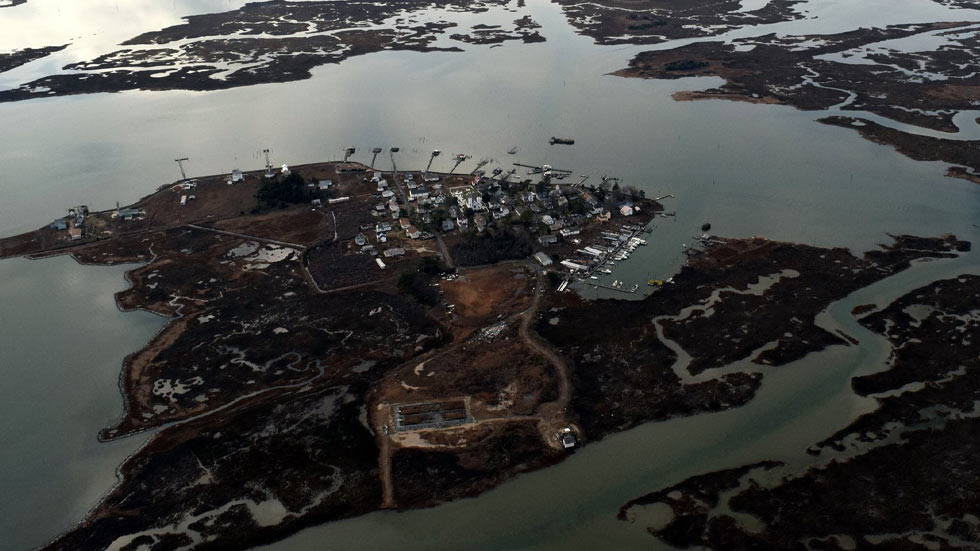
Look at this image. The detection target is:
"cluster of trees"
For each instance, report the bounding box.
[664,59,709,72]
[590,181,645,206]
[451,227,533,267]
[397,257,449,305]
[253,172,319,213]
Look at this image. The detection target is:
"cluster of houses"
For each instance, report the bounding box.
[358,168,631,257]
[49,205,89,241]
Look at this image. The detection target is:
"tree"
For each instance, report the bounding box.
[254,171,314,212]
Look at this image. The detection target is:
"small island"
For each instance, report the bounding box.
[1,153,971,550]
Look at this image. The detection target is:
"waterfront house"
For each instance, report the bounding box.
[449,185,484,211]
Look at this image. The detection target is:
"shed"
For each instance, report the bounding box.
[533,252,553,266]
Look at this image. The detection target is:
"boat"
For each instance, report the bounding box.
[549,137,575,145]
[601,269,612,274]
[507,146,519,154]
[649,279,664,287]
[589,276,598,280]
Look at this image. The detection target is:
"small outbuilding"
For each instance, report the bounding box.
[533,252,553,267]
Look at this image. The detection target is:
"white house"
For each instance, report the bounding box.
[449,185,484,211]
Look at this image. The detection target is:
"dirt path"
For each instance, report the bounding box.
[521,268,571,410]
[369,400,398,508]
[372,266,575,503]
[185,224,307,250]
[519,267,574,447]
[435,233,454,269]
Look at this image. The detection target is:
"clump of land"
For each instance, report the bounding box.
[0,0,545,102]
[535,233,966,438]
[613,22,980,183]
[449,16,546,44]
[552,0,803,46]
[0,44,66,74]
[617,23,980,130]
[619,273,980,549]
[3,156,660,549]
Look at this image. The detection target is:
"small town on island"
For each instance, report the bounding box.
[2,0,980,549]
[2,139,974,550]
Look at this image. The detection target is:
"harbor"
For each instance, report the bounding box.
[559,222,655,294]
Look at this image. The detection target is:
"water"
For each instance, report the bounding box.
[0,255,164,551]
[1,0,979,548]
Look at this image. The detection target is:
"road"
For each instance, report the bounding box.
[519,268,573,446]
[372,266,576,507]
[435,233,454,269]
[185,224,308,250]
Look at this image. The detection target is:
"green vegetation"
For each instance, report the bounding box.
[253,172,317,213]
[451,227,533,267]
[398,257,448,305]
[664,59,709,72]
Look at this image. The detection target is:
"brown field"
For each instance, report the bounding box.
[441,264,532,334]
[212,206,327,246]
[140,176,260,228]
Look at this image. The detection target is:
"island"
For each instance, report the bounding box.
[618,273,980,549]
[608,19,980,185]
[0,0,546,102]
[1,149,971,550]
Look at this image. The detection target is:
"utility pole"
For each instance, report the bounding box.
[175,157,189,183]
[262,148,274,177]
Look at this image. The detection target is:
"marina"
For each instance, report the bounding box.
[557,221,658,295]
